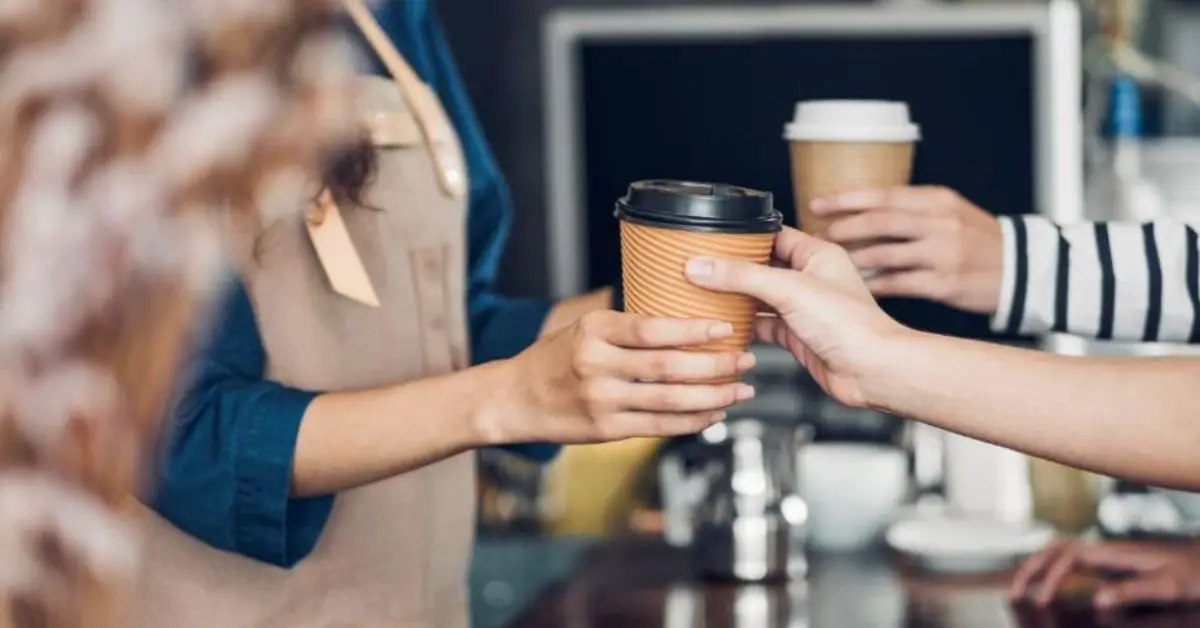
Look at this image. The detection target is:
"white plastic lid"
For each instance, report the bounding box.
[784,100,921,143]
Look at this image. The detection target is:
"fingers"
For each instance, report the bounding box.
[1010,541,1185,609]
[771,227,841,270]
[1034,544,1083,606]
[1010,540,1073,603]
[603,411,728,439]
[1074,542,1173,575]
[809,185,959,216]
[580,310,734,349]
[582,344,756,384]
[848,242,931,273]
[637,411,726,435]
[685,257,805,317]
[1094,576,1197,611]
[823,210,935,244]
[754,316,791,347]
[864,270,948,302]
[585,379,753,415]
[683,229,861,317]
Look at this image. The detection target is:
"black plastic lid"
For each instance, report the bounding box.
[614,180,782,234]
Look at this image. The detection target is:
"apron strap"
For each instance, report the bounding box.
[343,0,468,200]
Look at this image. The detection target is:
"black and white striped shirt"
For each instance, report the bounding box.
[993,215,1200,342]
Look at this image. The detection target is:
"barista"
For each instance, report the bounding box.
[136,3,752,627]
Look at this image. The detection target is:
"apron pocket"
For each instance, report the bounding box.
[409,244,456,376]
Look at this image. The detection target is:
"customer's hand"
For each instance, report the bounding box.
[504,311,756,444]
[1010,539,1200,610]
[684,227,908,408]
[810,186,1003,314]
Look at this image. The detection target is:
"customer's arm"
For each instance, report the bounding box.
[686,227,1200,492]
[811,186,1200,343]
[861,332,1200,489]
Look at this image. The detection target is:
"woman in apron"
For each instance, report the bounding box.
[135,2,755,627]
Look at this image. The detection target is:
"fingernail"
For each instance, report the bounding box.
[712,411,728,423]
[737,352,757,370]
[686,257,716,278]
[736,384,756,401]
[708,322,734,338]
[1094,591,1115,609]
[809,198,831,212]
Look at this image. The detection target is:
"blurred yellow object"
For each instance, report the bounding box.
[1030,457,1103,534]
[541,438,662,536]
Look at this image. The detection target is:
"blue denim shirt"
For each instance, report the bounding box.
[152,1,558,569]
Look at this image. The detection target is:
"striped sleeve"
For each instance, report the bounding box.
[991,215,1200,343]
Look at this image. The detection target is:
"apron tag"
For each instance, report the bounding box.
[306,192,381,307]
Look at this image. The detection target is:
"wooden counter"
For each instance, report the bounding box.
[507,538,1200,628]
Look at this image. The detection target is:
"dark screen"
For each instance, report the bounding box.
[578,35,1035,341]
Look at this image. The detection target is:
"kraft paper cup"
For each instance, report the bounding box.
[614,180,782,357]
[620,221,774,352]
[791,141,915,236]
[784,100,920,236]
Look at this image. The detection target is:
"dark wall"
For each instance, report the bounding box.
[437,0,848,297]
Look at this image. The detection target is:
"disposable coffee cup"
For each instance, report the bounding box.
[784,100,920,236]
[615,180,782,354]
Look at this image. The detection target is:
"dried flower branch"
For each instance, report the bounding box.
[0,1,360,626]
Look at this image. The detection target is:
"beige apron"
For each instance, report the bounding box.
[133,51,477,628]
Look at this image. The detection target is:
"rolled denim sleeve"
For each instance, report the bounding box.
[153,281,333,568]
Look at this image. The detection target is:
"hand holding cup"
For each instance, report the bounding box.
[505,311,757,444]
[809,186,1005,315]
[684,228,908,409]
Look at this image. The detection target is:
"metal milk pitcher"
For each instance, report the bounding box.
[660,419,811,582]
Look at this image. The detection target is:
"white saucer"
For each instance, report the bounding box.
[885,515,1056,575]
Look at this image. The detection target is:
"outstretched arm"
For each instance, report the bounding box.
[863,331,1200,489]
[685,227,1200,491]
[160,282,749,567]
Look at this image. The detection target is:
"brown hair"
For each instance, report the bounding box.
[250,132,377,261]
[322,133,377,209]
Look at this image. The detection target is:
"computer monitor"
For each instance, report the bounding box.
[543,1,1082,342]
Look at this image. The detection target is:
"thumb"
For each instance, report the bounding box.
[685,257,802,316]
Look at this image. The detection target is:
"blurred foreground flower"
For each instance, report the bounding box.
[0,1,359,626]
